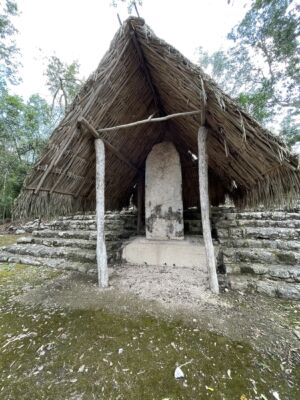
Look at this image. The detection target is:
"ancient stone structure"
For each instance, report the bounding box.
[0,211,137,274]
[145,142,183,240]
[215,206,300,299]
[1,205,300,299]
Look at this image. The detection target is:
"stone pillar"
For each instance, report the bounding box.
[145,141,184,240]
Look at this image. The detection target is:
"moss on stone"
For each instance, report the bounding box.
[277,252,297,265]
[0,234,20,247]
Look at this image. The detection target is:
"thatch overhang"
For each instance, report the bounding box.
[14,17,300,218]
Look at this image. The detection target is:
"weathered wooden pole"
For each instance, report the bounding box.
[137,173,143,235]
[95,138,108,288]
[198,126,219,294]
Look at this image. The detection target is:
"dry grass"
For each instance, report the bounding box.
[14,17,300,218]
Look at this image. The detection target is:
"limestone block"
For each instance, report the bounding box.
[145,142,183,240]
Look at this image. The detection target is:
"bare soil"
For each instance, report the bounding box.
[18,264,300,358]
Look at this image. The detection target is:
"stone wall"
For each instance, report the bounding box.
[0,210,137,273]
[2,205,300,299]
[215,205,300,299]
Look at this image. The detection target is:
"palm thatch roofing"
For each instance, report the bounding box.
[14,17,300,218]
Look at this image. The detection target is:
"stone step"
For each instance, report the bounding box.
[218,238,300,251]
[17,236,97,250]
[228,274,300,300]
[45,220,137,232]
[225,262,300,282]
[58,214,96,221]
[2,243,96,263]
[218,211,300,221]
[216,218,300,229]
[45,220,97,230]
[0,251,96,274]
[217,227,300,240]
[33,229,96,240]
[18,236,122,257]
[53,212,136,222]
[32,229,134,241]
[223,247,300,265]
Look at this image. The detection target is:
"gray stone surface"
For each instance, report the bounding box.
[145,142,184,240]
[215,206,300,299]
[0,211,137,271]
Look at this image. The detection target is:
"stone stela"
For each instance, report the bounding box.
[145,141,184,241]
[122,140,209,273]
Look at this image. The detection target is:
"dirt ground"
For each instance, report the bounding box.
[18,264,300,358]
[1,236,300,399]
[0,265,300,400]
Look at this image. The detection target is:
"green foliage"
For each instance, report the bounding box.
[229,0,300,110]
[0,52,83,220]
[197,0,300,141]
[0,1,84,221]
[45,56,83,118]
[0,87,52,220]
[280,111,300,146]
[0,0,19,86]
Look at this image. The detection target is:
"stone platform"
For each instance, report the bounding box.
[122,236,211,271]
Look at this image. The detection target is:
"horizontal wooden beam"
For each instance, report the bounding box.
[78,117,139,173]
[25,187,76,197]
[90,110,201,134]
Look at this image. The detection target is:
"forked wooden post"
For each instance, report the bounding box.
[95,138,108,288]
[197,126,219,294]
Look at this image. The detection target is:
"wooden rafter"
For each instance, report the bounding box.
[129,23,163,115]
[78,117,139,173]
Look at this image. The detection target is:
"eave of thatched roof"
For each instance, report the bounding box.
[14,17,300,218]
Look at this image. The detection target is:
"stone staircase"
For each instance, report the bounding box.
[216,208,300,299]
[0,211,137,274]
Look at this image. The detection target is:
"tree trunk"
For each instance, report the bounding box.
[197,126,219,294]
[95,138,108,288]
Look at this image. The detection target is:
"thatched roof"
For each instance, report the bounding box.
[14,17,300,218]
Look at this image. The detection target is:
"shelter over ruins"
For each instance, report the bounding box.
[14,17,300,219]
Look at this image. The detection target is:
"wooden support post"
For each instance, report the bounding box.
[137,173,143,235]
[95,138,108,288]
[198,126,219,294]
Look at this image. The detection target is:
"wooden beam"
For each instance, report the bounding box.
[78,117,139,172]
[25,187,76,196]
[198,126,219,294]
[91,110,201,133]
[95,138,108,288]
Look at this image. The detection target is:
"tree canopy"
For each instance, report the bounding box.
[198,0,300,144]
[0,2,83,220]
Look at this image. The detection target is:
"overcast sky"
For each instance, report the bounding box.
[13,0,249,100]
